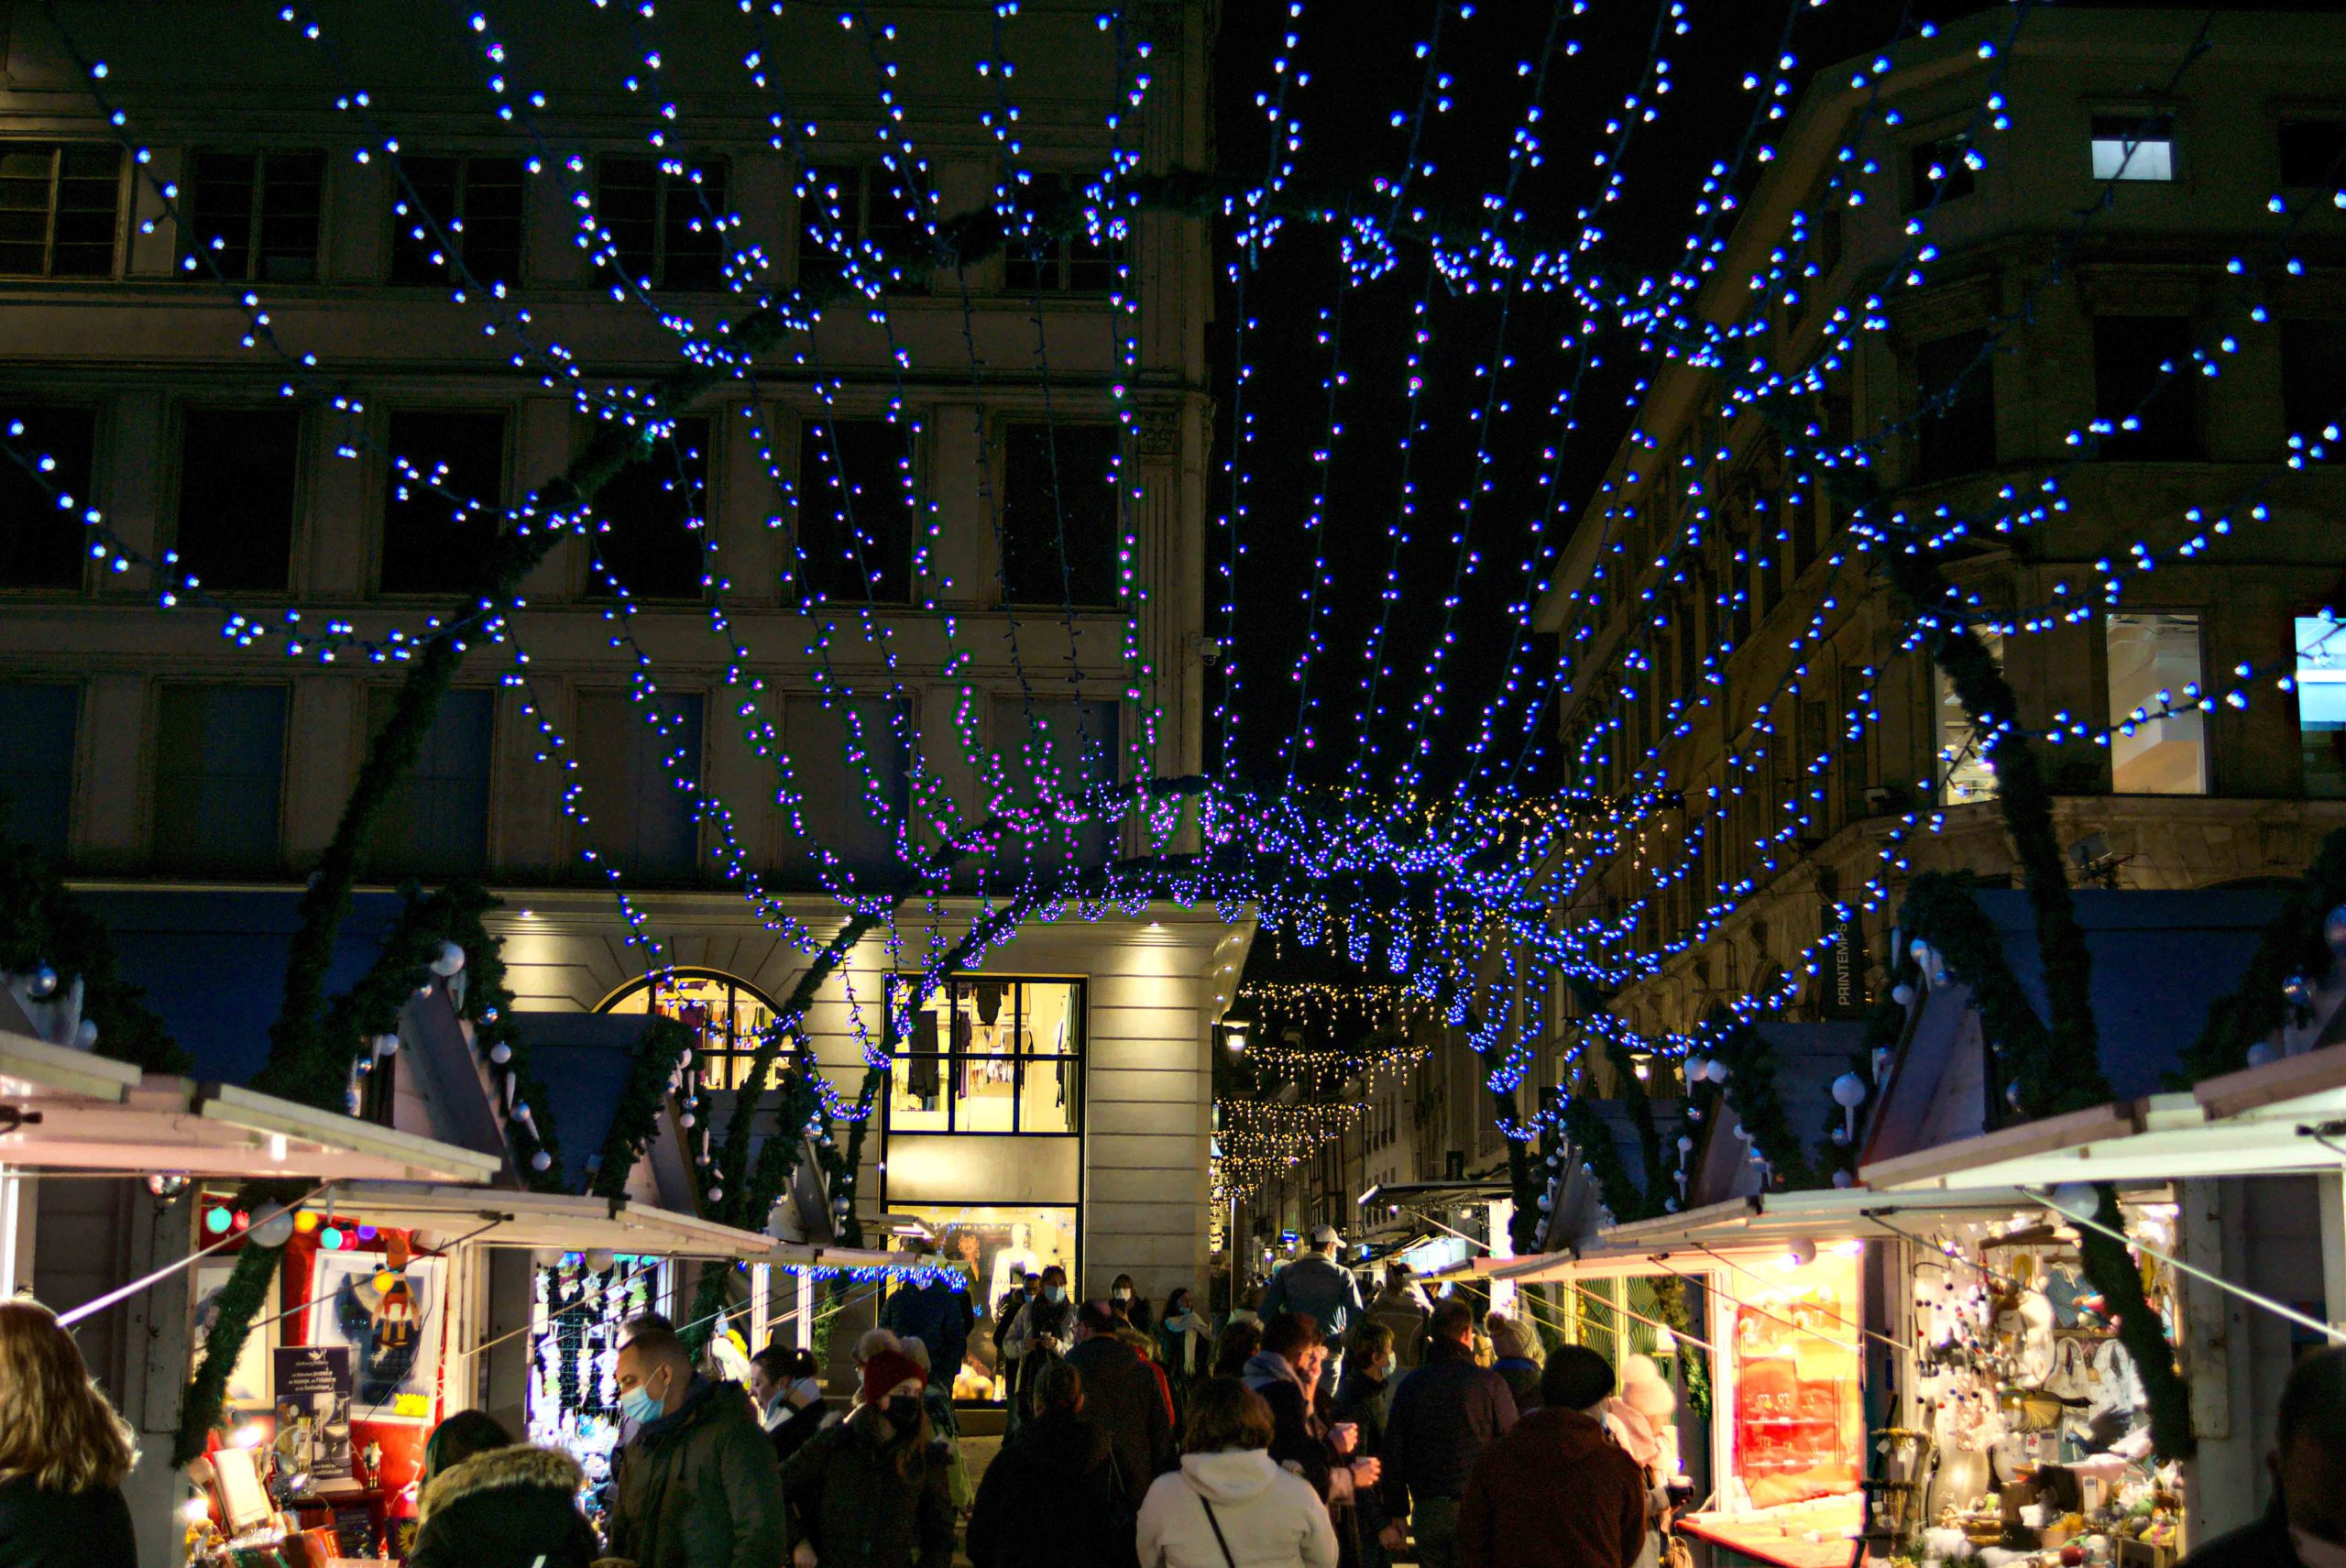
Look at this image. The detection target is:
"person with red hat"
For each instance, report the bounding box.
[778,1345,956,1568]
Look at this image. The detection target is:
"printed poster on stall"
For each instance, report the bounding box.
[192,1258,273,1409]
[304,1254,446,1424]
[272,1345,353,1482]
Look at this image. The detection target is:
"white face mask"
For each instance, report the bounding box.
[791,1376,822,1407]
[1115,1288,1133,1301]
[2295,1528,2346,1568]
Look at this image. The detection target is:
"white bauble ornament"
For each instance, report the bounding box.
[249,1204,295,1248]
[430,941,466,977]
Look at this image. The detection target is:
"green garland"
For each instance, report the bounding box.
[2178,824,2346,1080]
[1646,1274,1711,1422]
[0,839,190,1074]
[1709,1014,1817,1190]
[2077,1182,2195,1460]
[172,1234,290,1465]
[589,1015,696,1202]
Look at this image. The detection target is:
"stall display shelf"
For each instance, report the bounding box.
[1677,1494,1861,1568]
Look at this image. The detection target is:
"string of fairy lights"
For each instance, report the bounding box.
[5,0,2341,1203]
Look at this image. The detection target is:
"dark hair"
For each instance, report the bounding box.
[1041,1264,1068,1284]
[1430,1298,1474,1344]
[1385,1261,1413,1285]
[1540,1344,1617,1412]
[1213,1321,1262,1376]
[423,1409,512,1479]
[2279,1343,2346,1452]
[1112,1273,1136,1292]
[1261,1311,1321,1361]
[1183,1377,1274,1454]
[1077,1299,1119,1334]
[620,1318,688,1367]
[753,1345,819,1382]
[1165,1287,1192,1314]
[1347,1320,1394,1366]
[1036,1360,1084,1415]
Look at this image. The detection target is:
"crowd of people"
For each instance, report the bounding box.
[3,1250,2343,1568]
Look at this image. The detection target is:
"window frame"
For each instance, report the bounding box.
[795,163,926,294]
[1002,171,1118,295]
[996,418,1124,609]
[179,148,326,284]
[0,400,102,595]
[1903,132,1977,214]
[0,681,81,855]
[881,974,1086,1140]
[375,406,513,598]
[596,968,789,1092]
[2088,111,2179,184]
[170,402,306,596]
[2104,609,2210,797]
[569,685,707,883]
[791,412,918,606]
[359,683,497,879]
[0,142,125,280]
[386,151,527,288]
[149,681,291,877]
[2276,115,2346,191]
[580,411,715,602]
[591,153,731,292]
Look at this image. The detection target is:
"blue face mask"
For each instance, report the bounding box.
[1045,1286,1066,1304]
[619,1368,668,1427]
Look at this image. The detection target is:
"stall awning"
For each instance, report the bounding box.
[762,1244,974,1275]
[1863,1051,2346,1193]
[1357,1179,1512,1209]
[0,1028,503,1184]
[309,1183,774,1259]
[1486,1186,2040,1282]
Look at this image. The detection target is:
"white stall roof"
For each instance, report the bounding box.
[762,1243,974,1274]
[1863,1053,2346,1194]
[320,1183,776,1258]
[0,1027,503,1184]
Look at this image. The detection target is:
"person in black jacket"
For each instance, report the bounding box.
[1063,1298,1174,1503]
[2178,1343,2346,1568]
[1382,1299,1518,1568]
[410,1410,599,1568]
[751,1344,830,1467]
[1334,1321,1400,1568]
[1241,1311,1383,1566]
[0,1302,137,1568]
[966,1360,1126,1568]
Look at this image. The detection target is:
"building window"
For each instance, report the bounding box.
[594,157,729,291]
[175,408,301,593]
[587,416,710,600]
[152,685,286,875]
[0,405,97,592]
[793,419,914,604]
[2092,315,2198,460]
[991,696,1120,869]
[1912,330,1996,484]
[599,969,783,1092]
[2277,319,2346,443]
[2277,119,2346,189]
[1000,422,1120,607]
[0,144,122,278]
[796,165,926,293]
[181,151,323,282]
[379,410,508,595]
[2106,612,2208,795]
[2090,114,2176,182]
[1905,134,1975,213]
[1934,626,2003,806]
[1003,173,1116,293]
[389,154,525,287]
[363,686,492,877]
[884,977,1084,1136]
[2299,615,2346,799]
[777,693,907,879]
[573,690,704,882]
[0,684,77,854]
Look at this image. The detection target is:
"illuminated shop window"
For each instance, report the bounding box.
[599,969,784,1091]
[2300,615,2346,799]
[884,977,1082,1136]
[2107,612,2208,795]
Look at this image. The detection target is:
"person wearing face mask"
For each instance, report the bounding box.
[1112,1273,1156,1335]
[1243,1310,1383,1558]
[1157,1287,1216,1428]
[607,1317,788,1568]
[2178,1344,2346,1568]
[1335,1322,1401,1568]
[778,1347,955,1568]
[751,1344,830,1467]
[1003,1264,1076,1423]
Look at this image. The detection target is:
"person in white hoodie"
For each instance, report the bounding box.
[1137,1376,1340,1568]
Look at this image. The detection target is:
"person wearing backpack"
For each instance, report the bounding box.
[966,1361,1128,1568]
[1136,1376,1338,1568]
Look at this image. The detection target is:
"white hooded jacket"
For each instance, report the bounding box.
[1135,1450,1339,1568]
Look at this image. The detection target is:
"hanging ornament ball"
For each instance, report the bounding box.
[1830,1071,1869,1110]
[147,1172,190,1199]
[203,1204,234,1234]
[1891,982,1918,1008]
[1664,1198,1681,1213]
[414,982,434,999]
[2246,1040,2279,1068]
[1537,1192,1552,1210]
[707,1186,723,1203]
[1683,1056,1710,1083]
[1705,1059,1731,1084]
[294,1211,320,1234]
[1831,1169,1856,1190]
[532,1150,553,1172]
[679,1112,696,1128]
[375,1034,400,1058]
[2048,1182,2100,1222]
[430,941,466,978]
[249,1204,295,1248]
[1831,1125,1850,1146]
[585,1248,618,1273]
[2005,1080,2028,1111]
[488,1042,512,1065]
[25,963,59,1000]
[320,1226,345,1251]
[73,1019,99,1050]
[481,1005,499,1025]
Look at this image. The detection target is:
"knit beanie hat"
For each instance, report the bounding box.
[859,1347,926,1408]
[1485,1314,1538,1364]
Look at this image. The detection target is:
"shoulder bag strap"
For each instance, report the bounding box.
[1197,1492,1240,1568]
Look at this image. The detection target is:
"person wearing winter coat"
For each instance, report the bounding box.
[0,1302,137,1568]
[1483,1314,1542,1413]
[1257,1229,1365,1389]
[966,1361,1126,1568]
[751,1344,830,1468]
[1334,1322,1400,1568]
[608,1317,790,1568]
[1002,1264,1076,1420]
[1381,1300,1518,1568]
[2177,1343,2346,1568]
[879,1259,975,1392]
[1157,1287,1216,1427]
[1064,1299,1176,1501]
[1112,1273,1156,1335]
[1457,1347,1647,1568]
[1136,1376,1339,1568]
[1365,1266,1431,1370]
[410,1411,599,1568]
[778,1348,956,1568]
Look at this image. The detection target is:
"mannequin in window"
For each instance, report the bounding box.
[990,1223,1041,1310]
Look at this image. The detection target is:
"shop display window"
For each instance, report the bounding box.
[1729,1247,1863,1511]
[599,968,784,1091]
[884,976,1082,1135]
[886,1202,1077,1394]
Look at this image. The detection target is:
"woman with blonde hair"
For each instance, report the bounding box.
[0,1301,139,1566]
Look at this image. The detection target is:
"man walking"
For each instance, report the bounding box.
[1063,1298,1174,1503]
[1258,1226,1365,1390]
[1457,1346,1648,1568]
[1382,1299,1518,1568]
[1366,1264,1431,1370]
[880,1244,975,1395]
[1002,1263,1076,1430]
[2177,1343,2346,1567]
[607,1317,787,1568]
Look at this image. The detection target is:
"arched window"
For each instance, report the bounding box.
[597,969,785,1091]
